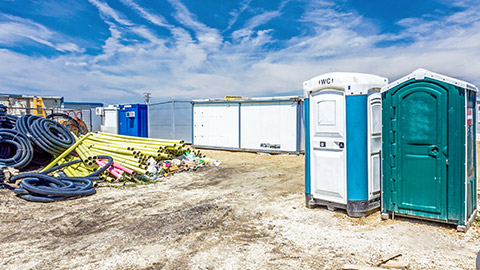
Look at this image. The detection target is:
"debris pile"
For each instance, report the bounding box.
[57,132,218,182]
[40,131,216,185]
[0,112,216,202]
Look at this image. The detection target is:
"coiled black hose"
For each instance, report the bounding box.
[0,129,34,169]
[0,105,16,129]
[7,155,113,202]
[3,115,18,129]
[0,104,6,122]
[0,166,5,189]
[11,173,95,202]
[46,113,83,135]
[15,115,75,156]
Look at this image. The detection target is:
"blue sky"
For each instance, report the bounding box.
[0,0,479,104]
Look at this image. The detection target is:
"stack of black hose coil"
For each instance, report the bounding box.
[15,115,75,156]
[0,129,34,169]
[9,155,113,202]
[0,167,5,188]
[0,105,6,126]
[0,112,113,202]
[0,114,76,169]
[12,174,96,202]
[0,105,17,129]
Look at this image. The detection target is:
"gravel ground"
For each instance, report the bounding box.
[0,149,479,270]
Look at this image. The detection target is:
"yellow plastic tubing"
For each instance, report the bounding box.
[41,133,93,172]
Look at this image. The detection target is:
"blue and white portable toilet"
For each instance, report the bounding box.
[303,72,388,217]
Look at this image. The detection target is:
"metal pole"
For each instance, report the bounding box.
[172,99,176,139]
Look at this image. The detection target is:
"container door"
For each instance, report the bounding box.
[240,101,298,152]
[193,103,240,148]
[393,83,447,219]
[118,107,128,135]
[310,90,347,204]
[466,91,477,220]
[368,93,382,200]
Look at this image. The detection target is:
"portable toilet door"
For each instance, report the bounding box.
[381,68,478,231]
[304,72,388,217]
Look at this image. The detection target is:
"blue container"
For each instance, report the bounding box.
[303,72,387,217]
[118,104,148,137]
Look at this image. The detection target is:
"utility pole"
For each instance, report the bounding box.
[143,92,151,104]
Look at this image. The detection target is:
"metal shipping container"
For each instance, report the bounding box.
[118,104,148,137]
[148,100,192,143]
[381,68,477,231]
[193,101,240,149]
[303,72,388,217]
[192,96,303,153]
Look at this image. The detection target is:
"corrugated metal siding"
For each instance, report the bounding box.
[148,100,192,143]
[63,104,103,132]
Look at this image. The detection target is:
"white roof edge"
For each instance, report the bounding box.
[381,68,478,93]
[302,72,388,96]
[0,94,64,99]
[192,96,301,103]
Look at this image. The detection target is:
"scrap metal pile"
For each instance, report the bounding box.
[0,109,217,202]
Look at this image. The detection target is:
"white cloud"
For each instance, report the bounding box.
[65,61,88,67]
[93,22,122,62]
[120,0,170,28]
[166,0,213,33]
[56,42,85,53]
[243,11,281,31]
[88,0,133,26]
[225,0,252,31]
[230,1,287,45]
[1,1,480,105]
[88,0,166,64]
[119,0,195,45]
[0,14,84,53]
[166,0,223,50]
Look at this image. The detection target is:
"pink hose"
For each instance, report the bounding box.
[111,162,136,175]
[96,159,123,178]
[108,167,123,179]
[96,159,135,176]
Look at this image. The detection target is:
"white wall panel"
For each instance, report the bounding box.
[240,102,298,152]
[102,106,119,134]
[193,103,239,148]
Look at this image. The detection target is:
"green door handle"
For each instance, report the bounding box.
[428,145,439,157]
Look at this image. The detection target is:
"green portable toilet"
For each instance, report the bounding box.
[381,68,478,231]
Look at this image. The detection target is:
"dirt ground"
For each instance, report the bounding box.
[1,149,479,270]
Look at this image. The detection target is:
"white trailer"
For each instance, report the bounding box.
[192,96,303,153]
